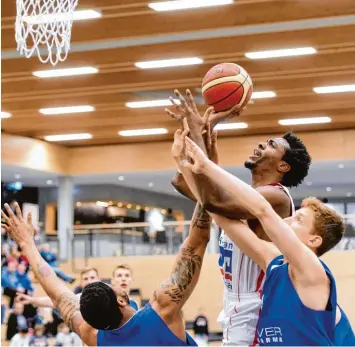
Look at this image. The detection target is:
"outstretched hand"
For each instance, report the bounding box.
[182,137,210,174]
[165,89,245,130]
[204,122,219,164]
[1,203,34,248]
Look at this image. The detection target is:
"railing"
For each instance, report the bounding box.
[45,215,355,271]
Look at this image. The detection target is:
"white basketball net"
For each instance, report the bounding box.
[15,0,79,66]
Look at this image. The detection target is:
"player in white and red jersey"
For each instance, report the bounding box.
[167,90,311,345]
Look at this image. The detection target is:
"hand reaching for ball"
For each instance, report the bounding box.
[165,89,244,131]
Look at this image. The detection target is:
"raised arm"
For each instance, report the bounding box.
[1,204,97,347]
[183,138,326,282]
[150,203,211,337]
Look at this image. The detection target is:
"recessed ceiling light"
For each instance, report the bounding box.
[306,181,312,186]
[251,91,276,99]
[44,133,93,142]
[135,57,203,69]
[148,0,233,12]
[326,187,332,192]
[33,67,99,78]
[148,182,154,187]
[313,84,355,94]
[245,47,316,59]
[127,204,132,209]
[215,122,248,130]
[161,209,167,214]
[346,192,352,197]
[46,180,53,185]
[338,163,344,169]
[118,128,168,137]
[145,207,150,211]
[76,202,82,207]
[14,174,21,180]
[136,205,141,210]
[96,201,109,207]
[40,105,94,115]
[118,176,125,181]
[23,9,102,24]
[117,202,123,207]
[278,117,331,126]
[126,99,180,108]
[1,111,12,119]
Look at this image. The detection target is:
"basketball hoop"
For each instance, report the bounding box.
[15,0,79,66]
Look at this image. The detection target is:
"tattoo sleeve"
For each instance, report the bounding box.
[160,246,203,304]
[158,203,210,305]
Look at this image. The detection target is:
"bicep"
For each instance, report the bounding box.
[213,214,280,270]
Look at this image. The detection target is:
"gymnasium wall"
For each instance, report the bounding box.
[59,251,355,332]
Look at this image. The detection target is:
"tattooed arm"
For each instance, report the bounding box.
[150,203,211,339]
[20,242,97,346]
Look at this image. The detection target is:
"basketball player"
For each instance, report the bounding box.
[167,89,311,345]
[17,265,139,310]
[2,202,211,346]
[111,264,139,310]
[180,136,355,346]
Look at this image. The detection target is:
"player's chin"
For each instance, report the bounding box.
[244,159,256,169]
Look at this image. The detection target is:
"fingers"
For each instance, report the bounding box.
[27,212,33,227]
[174,129,183,140]
[1,224,9,232]
[4,204,14,218]
[1,209,9,223]
[202,107,215,122]
[165,108,182,121]
[14,202,23,221]
[182,118,190,133]
[186,89,198,112]
[205,122,212,150]
[211,130,218,145]
[174,89,188,110]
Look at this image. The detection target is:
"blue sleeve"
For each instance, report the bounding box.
[265,255,284,277]
[1,271,9,288]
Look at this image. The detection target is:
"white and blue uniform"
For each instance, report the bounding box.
[217,183,295,345]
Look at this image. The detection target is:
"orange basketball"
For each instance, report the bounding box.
[201,63,253,112]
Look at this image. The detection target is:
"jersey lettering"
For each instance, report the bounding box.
[219,236,234,290]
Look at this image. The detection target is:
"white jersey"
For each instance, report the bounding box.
[217,183,295,345]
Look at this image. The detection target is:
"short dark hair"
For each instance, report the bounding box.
[80,282,123,330]
[281,133,311,187]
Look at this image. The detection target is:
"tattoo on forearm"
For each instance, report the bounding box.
[192,204,211,229]
[56,293,83,333]
[160,246,203,304]
[37,262,52,278]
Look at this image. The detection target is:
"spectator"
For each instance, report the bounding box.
[17,247,30,273]
[39,244,75,283]
[73,267,99,294]
[29,324,47,347]
[16,263,33,295]
[193,307,209,346]
[10,328,30,347]
[55,323,81,346]
[7,245,21,264]
[2,243,9,267]
[6,302,28,341]
[2,262,20,308]
[44,309,63,337]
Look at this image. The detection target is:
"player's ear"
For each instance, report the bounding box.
[308,234,322,250]
[277,161,290,173]
[117,296,129,308]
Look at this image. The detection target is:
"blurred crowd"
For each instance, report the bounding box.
[1,227,76,346]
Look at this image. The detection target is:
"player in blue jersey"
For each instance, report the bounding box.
[180,136,354,346]
[2,200,211,346]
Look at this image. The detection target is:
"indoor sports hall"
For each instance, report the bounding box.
[1,0,355,346]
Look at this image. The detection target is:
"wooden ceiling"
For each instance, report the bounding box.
[2,0,355,147]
